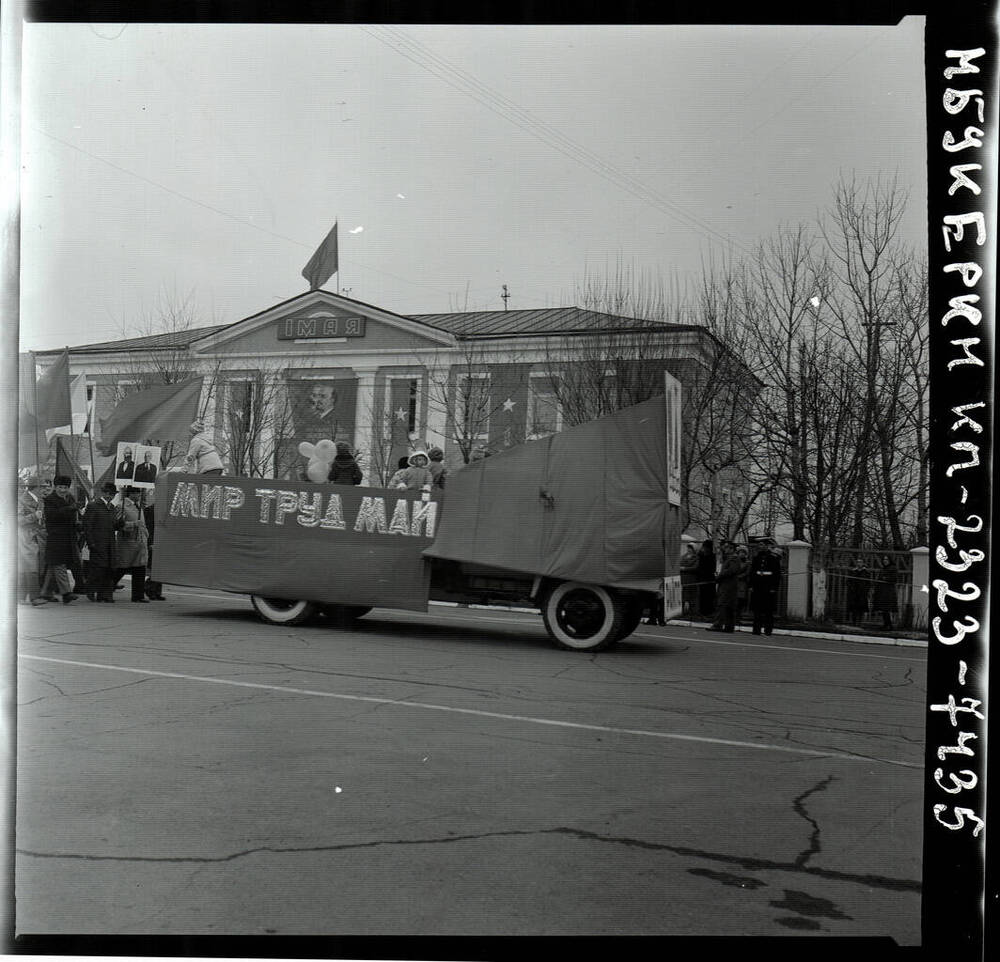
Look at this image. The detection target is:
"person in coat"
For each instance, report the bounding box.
[707,541,745,632]
[873,555,898,630]
[844,555,870,625]
[695,540,717,617]
[115,487,150,603]
[83,482,122,602]
[679,542,699,616]
[327,441,363,485]
[734,544,751,622]
[394,450,434,491]
[17,477,47,605]
[427,446,448,489]
[748,540,783,635]
[142,486,165,600]
[387,455,410,489]
[185,420,225,476]
[43,475,82,603]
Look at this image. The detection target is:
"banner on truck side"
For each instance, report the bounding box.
[152,475,438,610]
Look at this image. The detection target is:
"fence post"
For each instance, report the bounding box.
[910,545,929,627]
[785,540,811,620]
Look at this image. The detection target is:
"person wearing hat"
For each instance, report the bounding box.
[748,539,783,636]
[427,446,448,489]
[185,419,224,476]
[394,450,434,491]
[707,540,745,633]
[115,487,150,603]
[17,476,47,605]
[83,482,123,602]
[42,475,82,604]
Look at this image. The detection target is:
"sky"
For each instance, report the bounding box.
[18,18,928,352]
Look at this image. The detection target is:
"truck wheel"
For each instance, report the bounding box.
[251,595,318,626]
[541,582,626,651]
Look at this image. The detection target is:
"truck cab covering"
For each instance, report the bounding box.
[423,396,679,593]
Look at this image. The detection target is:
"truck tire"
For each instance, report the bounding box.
[251,595,318,626]
[541,582,626,651]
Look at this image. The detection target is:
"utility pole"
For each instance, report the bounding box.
[501,285,510,311]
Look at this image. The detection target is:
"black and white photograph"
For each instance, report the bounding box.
[131,444,162,487]
[112,441,136,484]
[6,3,994,959]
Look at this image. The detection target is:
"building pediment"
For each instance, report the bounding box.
[189,290,455,355]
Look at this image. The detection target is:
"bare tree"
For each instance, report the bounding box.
[219,364,297,479]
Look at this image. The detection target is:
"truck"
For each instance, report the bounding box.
[152,390,684,652]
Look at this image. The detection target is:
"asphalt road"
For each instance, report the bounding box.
[14,588,926,939]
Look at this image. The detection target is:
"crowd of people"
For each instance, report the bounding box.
[16,474,163,607]
[675,538,901,633]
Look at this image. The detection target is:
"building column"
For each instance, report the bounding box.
[785,539,811,620]
[910,545,929,628]
[353,368,377,485]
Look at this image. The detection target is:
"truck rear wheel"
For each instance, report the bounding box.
[251,596,318,626]
[541,582,626,651]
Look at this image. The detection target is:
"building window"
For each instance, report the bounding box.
[527,373,562,439]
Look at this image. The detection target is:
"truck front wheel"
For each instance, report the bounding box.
[541,582,626,652]
[251,595,318,626]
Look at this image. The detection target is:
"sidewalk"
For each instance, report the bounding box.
[665,618,927,649]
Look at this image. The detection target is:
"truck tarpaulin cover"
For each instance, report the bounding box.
[153,478,437,610]
[424,396,679,591]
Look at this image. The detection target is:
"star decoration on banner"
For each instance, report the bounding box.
[502,398,516,412]
[395,407,408,421]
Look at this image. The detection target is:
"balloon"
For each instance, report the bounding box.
[298,441,317,458]
[314,439,337,459]
[306,460,329,483]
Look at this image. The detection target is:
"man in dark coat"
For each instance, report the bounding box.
[116,449,135,480]
[695,540,716,617]
[748,539,783,636]
[83,482,121,602]
[43,475,82,604]
[707,541,745,632]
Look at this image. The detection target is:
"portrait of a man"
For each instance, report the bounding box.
[115,445,135,481]
[133,449,158,485]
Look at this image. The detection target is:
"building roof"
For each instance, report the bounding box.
[34,303,698,355]
[409,306,695,338]
[47,324,231,355]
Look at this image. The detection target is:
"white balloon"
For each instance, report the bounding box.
[306,459,329,483]
[298,441,316,458]
[314,439,337,460]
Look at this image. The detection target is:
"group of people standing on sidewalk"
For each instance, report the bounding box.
[17,474,164,607]
[697,538,784,635]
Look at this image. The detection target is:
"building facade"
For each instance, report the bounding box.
[30,289,725,495]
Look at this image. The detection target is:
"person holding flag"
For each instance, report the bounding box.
[43,475,84,604]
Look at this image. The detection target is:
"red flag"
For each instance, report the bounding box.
[97,377,204,456]
[18,350,72,469]
[55,435,93,502]
[301,222,338,290]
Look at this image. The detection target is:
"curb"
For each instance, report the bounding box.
[665,619,927,649]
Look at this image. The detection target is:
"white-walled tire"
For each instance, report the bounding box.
[251,595,318,626]
[541,582,626,651]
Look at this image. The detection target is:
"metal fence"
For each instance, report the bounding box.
[811,547,919,630]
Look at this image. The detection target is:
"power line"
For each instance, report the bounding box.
[364,25,752,258]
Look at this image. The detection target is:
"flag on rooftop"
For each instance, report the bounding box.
[96,377,204,456]
[302,221,339,290]
[46,373,90,441]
